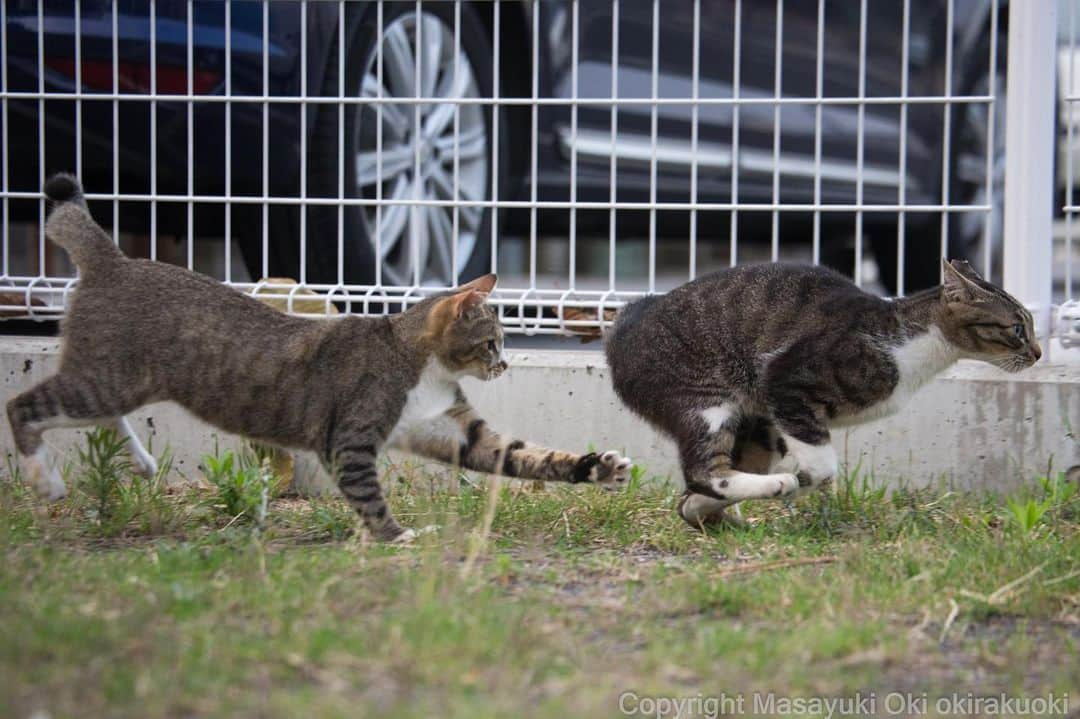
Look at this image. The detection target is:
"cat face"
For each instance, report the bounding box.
[427,274,507,380]
[940,260,1041,372]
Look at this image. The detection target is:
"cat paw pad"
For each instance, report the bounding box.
[594,450,633,491]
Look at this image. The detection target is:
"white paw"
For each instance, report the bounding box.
[26,455,67,501]
[773,473,799,498]
[387,524,439,545]
[677,492,746,529]
[130,452,158,479]
[595,450,633,491]
[794,473,834,498]
[779,435,837,487]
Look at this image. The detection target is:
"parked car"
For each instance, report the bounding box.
[6,0,1014,292]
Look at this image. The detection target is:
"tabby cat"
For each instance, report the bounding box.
[7,175,632,542]
[604,261,1039,529]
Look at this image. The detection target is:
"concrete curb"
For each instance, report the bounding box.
[1,337,1077,494]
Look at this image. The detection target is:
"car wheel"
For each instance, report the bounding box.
[322,2,498,288]
[241,4,499,288]
[950,30,1007,283]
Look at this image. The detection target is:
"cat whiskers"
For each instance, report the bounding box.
[988,354,1027,373]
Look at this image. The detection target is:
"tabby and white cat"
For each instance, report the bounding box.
[604,261,1040,529]
[7,175,632,542]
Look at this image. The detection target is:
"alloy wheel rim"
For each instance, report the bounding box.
[356,12,489,287]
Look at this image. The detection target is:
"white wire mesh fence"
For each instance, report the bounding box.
[0,0,1072,340]
[1057,0,1080,347]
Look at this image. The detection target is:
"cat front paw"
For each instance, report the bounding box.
[575,450,633,490]
[773,473,799,498]
[386,524,439,545]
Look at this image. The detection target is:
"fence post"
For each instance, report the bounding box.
[1003,0,1058,349]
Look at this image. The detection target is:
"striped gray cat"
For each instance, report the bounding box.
[604,262,1039,530]
[7,175,632,543]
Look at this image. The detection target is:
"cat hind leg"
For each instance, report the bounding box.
[7,374,156,500]
[676,409,797,530]
[7,375,105,499]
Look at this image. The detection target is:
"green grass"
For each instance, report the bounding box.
[1,437,1078,717]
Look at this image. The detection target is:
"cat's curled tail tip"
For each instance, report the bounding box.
[42,173,120,267]
[43,173,87,210]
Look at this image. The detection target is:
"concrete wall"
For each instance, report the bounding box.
[1,337,1077,494]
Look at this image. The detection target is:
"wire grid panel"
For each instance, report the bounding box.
[1058,0,1080,347]
[0,0,1013,335]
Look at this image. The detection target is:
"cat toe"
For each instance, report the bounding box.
[773,473,799,498]
[596,450,633,490]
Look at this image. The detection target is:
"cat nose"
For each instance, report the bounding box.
[1032,343,1042,362]
[497,360,508,372]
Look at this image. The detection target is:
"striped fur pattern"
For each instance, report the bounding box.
[391,386,631,487]
[8,174,633,542]
[605,262,1040,530]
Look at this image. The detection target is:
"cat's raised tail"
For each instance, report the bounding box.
[42,173,123,272]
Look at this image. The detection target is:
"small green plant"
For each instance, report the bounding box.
[1004,495,1052,536]
[1039,471,1078,506]
[73,428,179,537]
[76,427,132,530]
[307,496,355,541]
[125,450,180,536]
[202,449,273,528]
[1003,472,1079,536]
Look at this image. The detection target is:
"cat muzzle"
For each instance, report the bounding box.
[487,360,508,379]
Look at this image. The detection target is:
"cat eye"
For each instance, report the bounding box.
[1013,324,1025,340]
[486,340,497,352]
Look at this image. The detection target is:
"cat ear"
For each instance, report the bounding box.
[456,273,497,295]
[448,288,489,319]
[942,258,983,303]
[427,287,490,336]
[948,258,983,281]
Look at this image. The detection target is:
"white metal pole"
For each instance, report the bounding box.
[1003,0,1057,346]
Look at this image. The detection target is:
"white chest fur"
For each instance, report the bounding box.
[390,358,460,440]
[831,326,958,428]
